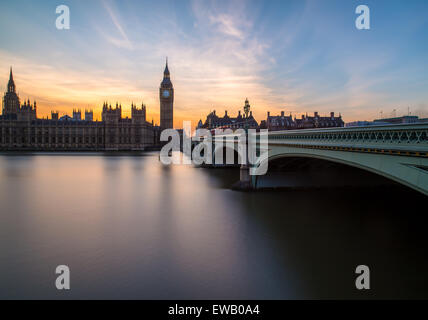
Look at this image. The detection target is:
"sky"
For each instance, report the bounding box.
[0,0,427,127]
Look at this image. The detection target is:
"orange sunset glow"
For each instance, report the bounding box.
[1,0,427,128]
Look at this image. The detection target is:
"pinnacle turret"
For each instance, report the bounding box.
[8,67,16,93]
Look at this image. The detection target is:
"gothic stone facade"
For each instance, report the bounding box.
[199,99,259,130]
[159,59,174,130]
[264,111,344,131]
[0,68,156,151]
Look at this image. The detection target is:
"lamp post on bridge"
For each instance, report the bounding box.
[239,98,252,189]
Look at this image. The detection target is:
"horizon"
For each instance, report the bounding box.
[1,0,428,127]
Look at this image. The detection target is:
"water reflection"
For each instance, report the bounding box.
[0,152,427,299]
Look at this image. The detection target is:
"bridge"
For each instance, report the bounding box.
[199,123,428,195]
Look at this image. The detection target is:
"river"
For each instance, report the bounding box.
[0,152,427,299]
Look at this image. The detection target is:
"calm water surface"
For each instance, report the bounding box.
[0,152,427,299]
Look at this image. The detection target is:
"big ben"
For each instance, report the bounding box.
[159,58,174,129]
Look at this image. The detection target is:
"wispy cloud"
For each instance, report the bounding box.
[100,0,133,50]
[209,14,245,39]
[156,0,281,122]
[1,0,427,126]
[0,50,155,120]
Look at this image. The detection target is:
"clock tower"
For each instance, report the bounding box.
[159,58,174,129]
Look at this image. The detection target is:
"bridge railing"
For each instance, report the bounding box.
[266,123,428,153]
[207,123,428,156]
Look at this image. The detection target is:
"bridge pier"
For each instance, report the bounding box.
[233,164,255,190]
[205,123,428,194]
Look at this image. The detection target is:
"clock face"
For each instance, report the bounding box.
[162,90,170,98]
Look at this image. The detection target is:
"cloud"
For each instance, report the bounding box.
[2,0,427,127]
[149,0,283,123]
[0,50,155,120]
[100,0,133,50]
[209,14,245,39]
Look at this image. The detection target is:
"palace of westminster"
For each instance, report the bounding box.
[0,62,175,151]
[0,60,345,151]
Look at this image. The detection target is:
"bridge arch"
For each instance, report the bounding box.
[253,147,428,195]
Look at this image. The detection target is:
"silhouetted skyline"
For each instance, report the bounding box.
[1,0,427,127]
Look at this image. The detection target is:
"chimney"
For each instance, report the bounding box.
[250,111,252,117]
[281,111,285,117]
[314,111,319,117]
[267,111,270,117]
[330,112,335,118]
[225,110,228,116]
[238,110,241,116]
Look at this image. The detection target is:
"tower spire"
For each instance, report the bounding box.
[164,57,170,77]
[8,66,15,93]
[160,58,173,129]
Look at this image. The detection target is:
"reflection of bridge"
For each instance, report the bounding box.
[206,123,428,195]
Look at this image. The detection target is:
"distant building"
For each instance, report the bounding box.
[266,111,344,131]
[0,67,157,151]
[51,111,59,121]
[73,109,81,120]
[159,59,174,129]
[59,115,72,121]
[196,119,203,129]
[345,121,373,127]
[18,99,37,122]
[296,112,344,129]
[346,115,428,127]
[266,111,294,131]
[200,98,259,130]
[2,67,21,116]
[85,110,93,121]
[2,68,37,122]
[373,115,419,125]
